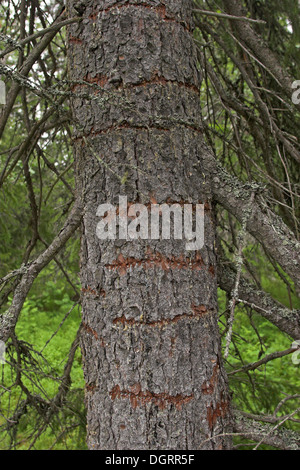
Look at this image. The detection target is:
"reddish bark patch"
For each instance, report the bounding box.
[207,400,229,430]
[86,383,97,393]
[81,123,177,137]
[69,36,83,44]
[209,265,215,276]
[110,384,194,410]
[125,73,200,94]
[81,286,97,297]
[113,305,208,329]
[192,304,209,317]
[72,74,200,96]
[71,76,108,94]
[82,322,106,347]
[169,336,176,357]
[201,363,220,395]
[89,2,191,31]
[106,250,212,275]
[113,315,137,327]
[81,286,106,298]
[89,12,98,20]
[74,121,202,140]
[83,73,108,88]
[82,322,98,340]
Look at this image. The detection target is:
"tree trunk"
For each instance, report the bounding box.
[67,0,232,450]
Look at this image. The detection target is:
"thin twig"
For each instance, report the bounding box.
[253,407,300,450]
[193,9,266,24]
[0,17,82,60]
[224,191,256,359]
[228,347,297,376]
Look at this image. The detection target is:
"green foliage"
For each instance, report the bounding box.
[0,0,299,450]
[218,287,299,449]
[0,269,86,450]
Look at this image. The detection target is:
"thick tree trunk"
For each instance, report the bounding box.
[67,0,232,450]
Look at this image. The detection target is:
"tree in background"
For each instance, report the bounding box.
[0,0,299,450]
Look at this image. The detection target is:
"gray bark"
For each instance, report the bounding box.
[233,412,300,450]
[67,0,232,450]
[204,153,300,297]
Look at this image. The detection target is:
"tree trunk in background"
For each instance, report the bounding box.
[67,0,232,450]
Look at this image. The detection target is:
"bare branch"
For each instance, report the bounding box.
[228,347,297,376]
[0,8,68,138]
[0,17,82,60]
[0,200,82,344]
[233,411,300,450]
[204,150,300,296]
[218,263,300,340]
[224,192,256,358]
[221,0,300,109]
[193,9,266,24]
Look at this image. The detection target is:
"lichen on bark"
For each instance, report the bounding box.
[67,0,232,450]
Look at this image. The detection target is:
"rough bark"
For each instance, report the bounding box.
[204,151,300,297]
[233,412,300,450]
[67,0,232,450]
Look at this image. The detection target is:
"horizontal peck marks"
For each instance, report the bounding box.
[83,308,209,339]
[113,305,208,329]
[81,286,106,298]
[69,36,82,45]
[74,122,202,142]
[71,73,200,95]
[105,251,215,276]
[110,384,194,410]
[88,2,191,31]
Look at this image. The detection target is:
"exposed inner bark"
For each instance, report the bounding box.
[67,0,232,450]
